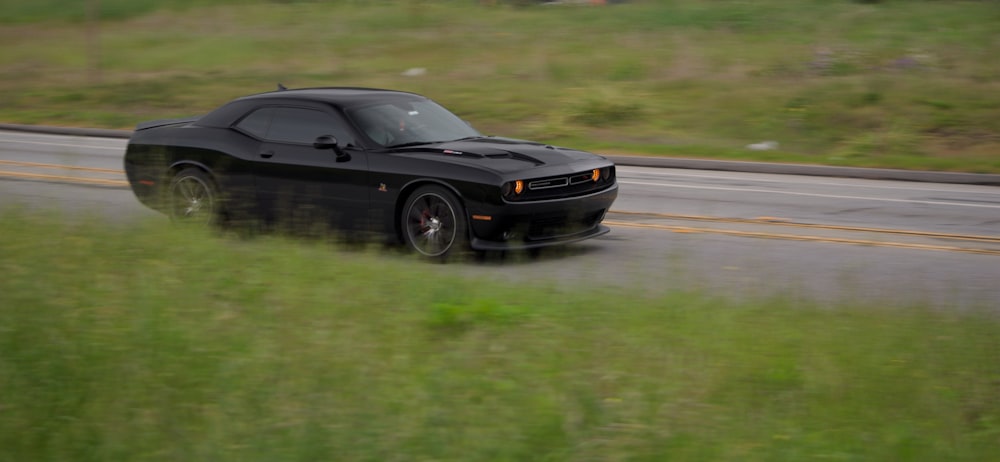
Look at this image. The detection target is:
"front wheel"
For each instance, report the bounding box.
[401,185,468,258]
[168,168,219,226]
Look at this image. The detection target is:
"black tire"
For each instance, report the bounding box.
[168,168,219,226]
[401,185,468,258]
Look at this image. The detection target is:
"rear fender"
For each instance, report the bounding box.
[168,160,214,178]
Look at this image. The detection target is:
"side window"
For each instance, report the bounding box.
[266,108,353,146]
[235,107,274,139]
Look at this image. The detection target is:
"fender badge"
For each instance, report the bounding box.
[378,183,388,192]
[443,149,463,155]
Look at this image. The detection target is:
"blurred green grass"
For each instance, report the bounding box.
[0,0,998,172]
[1,209,999,461]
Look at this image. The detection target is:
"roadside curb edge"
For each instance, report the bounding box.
[0,123,132,139]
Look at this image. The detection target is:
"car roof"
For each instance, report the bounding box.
[195,87,428,128]
[237,87,426,106]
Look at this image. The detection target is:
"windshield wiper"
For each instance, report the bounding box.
[386,136,486,149]
[385,140,446,149]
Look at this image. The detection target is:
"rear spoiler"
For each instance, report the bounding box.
[135,116,200,131]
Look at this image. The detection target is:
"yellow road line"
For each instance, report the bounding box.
[608,210,1000,243]
[603,220,1000,256]
[0,159,124,174]
[0,161,996,255]
[0,170,128,187]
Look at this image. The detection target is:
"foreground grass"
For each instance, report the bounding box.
[0,0,998,172]
[1,209,999,461]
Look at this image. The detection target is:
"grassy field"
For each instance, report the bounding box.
[1,209,999,461]
[0,0,998,172]
[2,2,999,459]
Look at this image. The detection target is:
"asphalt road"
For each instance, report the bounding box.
[2,130,998,310]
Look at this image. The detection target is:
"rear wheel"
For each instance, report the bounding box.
[168,168,218,226]
[402,185,468,258]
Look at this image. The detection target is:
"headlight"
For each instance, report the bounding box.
[502,180,524,200]
[591,168,601,182]
[601,167,613,183]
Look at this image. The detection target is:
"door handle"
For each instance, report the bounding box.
[260,150,274,159]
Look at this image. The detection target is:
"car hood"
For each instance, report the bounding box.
[392,137,607,174]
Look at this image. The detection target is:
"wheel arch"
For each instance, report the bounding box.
[164,160,220,199]
[394,179,469,243]
[167,160,215,179]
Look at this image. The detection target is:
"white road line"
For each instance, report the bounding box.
[619,180,1000,209]
[617,167,1000,195]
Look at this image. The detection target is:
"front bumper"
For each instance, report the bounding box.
[470,224,611,251]
[467,183,618,251]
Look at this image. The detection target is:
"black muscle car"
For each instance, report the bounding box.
[124,87,618,257]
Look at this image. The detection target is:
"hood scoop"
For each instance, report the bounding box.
[483,151,545,166]
[401,137,588,169]
[437,148,484,158]
[431,141,547,166]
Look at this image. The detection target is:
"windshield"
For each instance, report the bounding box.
[347,99,480,148]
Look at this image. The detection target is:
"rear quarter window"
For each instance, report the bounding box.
[234,108,274,139]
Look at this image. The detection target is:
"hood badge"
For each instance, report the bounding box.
[443,149,463,156]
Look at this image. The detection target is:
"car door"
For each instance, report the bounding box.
[241,106,370,232]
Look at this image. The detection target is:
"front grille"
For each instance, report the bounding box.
[529,177,569,190]
[569,172,595,185]
[517,167,615,201]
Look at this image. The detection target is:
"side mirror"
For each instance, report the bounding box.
[314,135,350,162]
[313,135,339,150]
